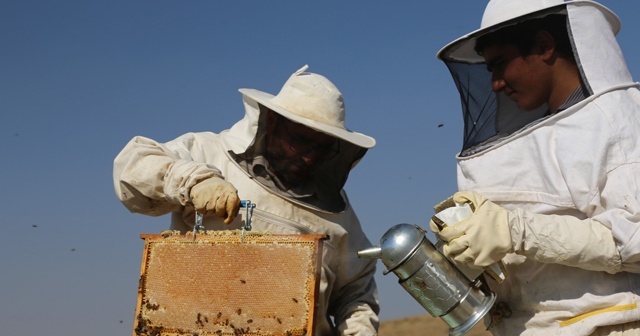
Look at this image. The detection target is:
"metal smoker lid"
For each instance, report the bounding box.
[379,223,427,273]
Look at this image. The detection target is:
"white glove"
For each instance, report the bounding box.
[431,190,623,273]
[189,176,240,224]
[431,190,513,268]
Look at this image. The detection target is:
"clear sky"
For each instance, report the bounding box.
[2,1,639,335]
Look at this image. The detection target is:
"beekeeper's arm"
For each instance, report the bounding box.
[331,210,380,335]
[113,134,240,223]
[430,190,626,274]
[334,260,379,335]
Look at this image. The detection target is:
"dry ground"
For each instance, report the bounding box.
[379,313,492,336]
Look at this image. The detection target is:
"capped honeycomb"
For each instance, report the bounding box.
[134,230,326,336]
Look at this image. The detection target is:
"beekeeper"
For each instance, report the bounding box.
[113,65,380,335]
[431,0,640,335]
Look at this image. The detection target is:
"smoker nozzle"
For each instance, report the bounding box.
[357,246,382,259]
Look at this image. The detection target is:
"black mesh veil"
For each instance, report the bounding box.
[443,60,551,155]
[440,9,585,155]
[444,61,497,152]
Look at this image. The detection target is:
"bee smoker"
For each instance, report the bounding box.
[358,223,496,336]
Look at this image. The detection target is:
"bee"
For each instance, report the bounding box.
[145,303,160,311]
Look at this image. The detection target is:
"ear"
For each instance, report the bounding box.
[535,31,556,61]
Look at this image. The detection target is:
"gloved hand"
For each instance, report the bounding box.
[430,190,623,273]
[430,190,513,268]
[189,176,241,224]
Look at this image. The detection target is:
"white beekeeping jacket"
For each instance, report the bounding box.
[437,1,640,335]
[114,82,380,335]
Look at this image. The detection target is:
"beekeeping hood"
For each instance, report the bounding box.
[220,65,376,213]
[437,0,632,155]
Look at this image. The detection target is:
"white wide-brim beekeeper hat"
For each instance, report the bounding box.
[438,0,620,63]
[239,65,376,149]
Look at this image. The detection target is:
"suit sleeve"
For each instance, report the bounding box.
[113,134,222,216]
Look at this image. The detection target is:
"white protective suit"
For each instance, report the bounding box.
[437,1,640,335]
[113,67,380,335]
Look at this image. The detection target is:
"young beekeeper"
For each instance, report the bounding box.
[113,65,380,335]
[431,0,640,335]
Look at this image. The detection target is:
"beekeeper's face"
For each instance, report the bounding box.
[264,110,339,186]
[483,38,552,112]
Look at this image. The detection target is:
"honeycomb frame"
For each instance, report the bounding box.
[133,231,326,336]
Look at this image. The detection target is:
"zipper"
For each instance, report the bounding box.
[248,207,318,235]
[244,208,335,250]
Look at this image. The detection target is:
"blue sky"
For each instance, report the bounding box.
[2,1,639,335]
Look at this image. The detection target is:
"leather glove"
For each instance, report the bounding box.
[431,190,513,268]
[189,176,240,224]
[431,190,622,273]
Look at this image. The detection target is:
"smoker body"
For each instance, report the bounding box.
[358,223,495,336]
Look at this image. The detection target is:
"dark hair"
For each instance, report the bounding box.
[475,14,575,63]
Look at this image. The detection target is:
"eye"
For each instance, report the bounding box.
[486,59,505,74]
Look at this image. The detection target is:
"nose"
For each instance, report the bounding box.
[491,74,507,92]
[300,150,321,166]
